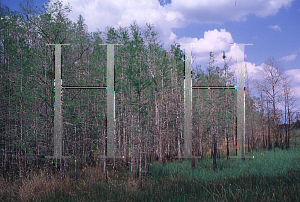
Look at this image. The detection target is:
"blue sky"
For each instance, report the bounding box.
[2,0,300,118]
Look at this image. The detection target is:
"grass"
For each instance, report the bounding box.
[1,147,300,201]
[148,148,300,181]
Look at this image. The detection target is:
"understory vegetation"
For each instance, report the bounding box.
[1,146,299,201]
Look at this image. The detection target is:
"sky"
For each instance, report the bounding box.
[2,0,300,121]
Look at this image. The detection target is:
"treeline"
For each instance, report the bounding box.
[0,0,298,187]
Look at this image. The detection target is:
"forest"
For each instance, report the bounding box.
[0,1,299,201]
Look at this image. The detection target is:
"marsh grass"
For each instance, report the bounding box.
[1,148,300,201]
[147,148,300,182]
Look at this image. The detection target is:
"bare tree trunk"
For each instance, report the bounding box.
[138,142,142,188]
[210,89,217,171]
[60,158,63,178]
[143,129,147,177]
[138,93,142,188]
[213,136,217,171]
[225,94,229,160]
[248,136,250,153]
[250,102,255,151]
[103,121,107,182]
[191,158,195,170]
[224,56,230,160]
[155,91,162,164]
[287,107,291,149]
[19,54,23,186]
[123,126,127,166]
[261,93,266,150]
[159,71,163,164]
[101,85,107,182]
[177,107,181,159]
[166,102,170,163]
[45,46,51,182]
[267,100,272,150]
[284,83,292,150]
[74,125,78,181]
[273,88,279,148]
[200,131,203,159]
[233,105,237,154]
[284,90,288,149]
[198,124,203,162]
[130,114,135,181]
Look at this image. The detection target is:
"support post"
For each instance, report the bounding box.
[54,44,62,159]
[175,43,201,159]
[184,45,192,157]
[97,44,124,159]
[106,44,115,158]
[174,43,253,160]
[46,43,124,162]
[46,44,71,160]
[229,43,254,159]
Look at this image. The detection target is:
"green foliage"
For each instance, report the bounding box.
[148,148,300,181]
[38,148,300,201]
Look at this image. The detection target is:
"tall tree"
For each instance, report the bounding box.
[255,57,285,148]
[282,77,296,150]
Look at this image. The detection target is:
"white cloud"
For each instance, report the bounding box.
[268,25,282,31]
[284,69,300,83]
[176,29,235,67]
[245,62,264,79]
[52,0,294,50]
[167,0,294,23]
[178,29,234,54]
[281,54,297,62]
[292,86,300,98]
[169,32,177,42]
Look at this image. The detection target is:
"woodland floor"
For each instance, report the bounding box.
[0,144,300,202]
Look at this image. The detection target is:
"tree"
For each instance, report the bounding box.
[207,52,219,171]
[282,77,296,149]
[260,92,266,150]
[255,57,285,148]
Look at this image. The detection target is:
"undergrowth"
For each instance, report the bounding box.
[0,148,299,201]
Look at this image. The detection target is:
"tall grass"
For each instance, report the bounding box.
[1,148,299,201]
[148,148,300,182]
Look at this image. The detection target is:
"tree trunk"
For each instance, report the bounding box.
[273,88,279,148]
[138,146,142,188]
[210,88,217,171]
[74,125,77,181]
[138,93,142,189]
[130,114,135,181]
[191,158,195,170]
[143,130,147,177]
[250,102,255,151]
[261,93,266,150]
[267,100,272,150]
[248,136,250,153]
[159,71,163,164]
[19,54,23,186]
[103,126,107,182]
[177,102,182,159]
[287,106,290,149]
[233,105,237,154]
[213,136,217,171]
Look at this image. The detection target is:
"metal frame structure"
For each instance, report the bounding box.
[177,43,254,160]
[46,43,124,162]
[48,42,254,163]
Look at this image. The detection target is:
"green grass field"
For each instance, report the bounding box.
[33,148,300,202]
